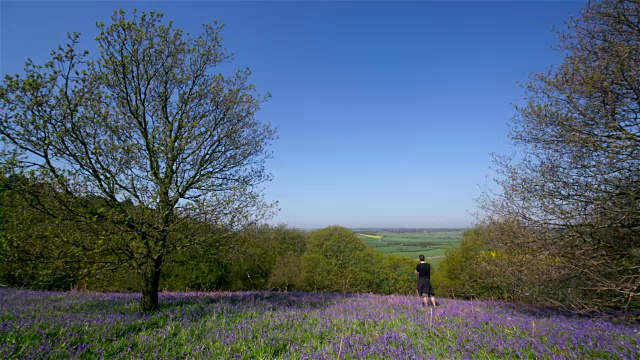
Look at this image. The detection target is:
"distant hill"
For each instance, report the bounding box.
[350,228,468,234]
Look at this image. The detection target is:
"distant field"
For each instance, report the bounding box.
[355,229,464,268]
[358,233,383,239]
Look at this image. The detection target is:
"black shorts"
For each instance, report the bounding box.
[417,277,434,297]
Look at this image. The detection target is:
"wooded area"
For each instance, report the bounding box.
[438,0,639,316]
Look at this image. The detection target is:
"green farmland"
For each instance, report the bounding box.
[355,229,464,268]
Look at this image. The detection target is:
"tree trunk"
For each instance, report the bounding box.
[141,255,163,311]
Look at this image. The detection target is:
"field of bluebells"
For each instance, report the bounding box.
[1,288,638,359]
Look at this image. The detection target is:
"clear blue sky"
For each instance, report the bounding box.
[1,1,585,229]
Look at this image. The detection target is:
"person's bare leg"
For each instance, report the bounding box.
[430,296,437,308]
[422,296,429,307]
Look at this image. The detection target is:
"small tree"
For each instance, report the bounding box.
[376,255,415,295]
[0,10,276,310]
[223,224,307,291]
[301,226,378,293]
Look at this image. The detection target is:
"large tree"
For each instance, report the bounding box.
[482,0,639,311]
[0,10,276,310]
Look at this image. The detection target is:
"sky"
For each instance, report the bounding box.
[1,0,586,229]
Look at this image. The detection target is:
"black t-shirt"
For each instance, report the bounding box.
[416,262,430,278]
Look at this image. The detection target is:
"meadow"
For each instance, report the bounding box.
[1,288,638,359]
[356,229,463,267]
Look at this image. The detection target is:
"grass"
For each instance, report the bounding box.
[1,288,638,359]
[356,229,463,266]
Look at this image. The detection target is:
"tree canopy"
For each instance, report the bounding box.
[302,226,379,292]
[0,9,277,310]
[480,0,639,311]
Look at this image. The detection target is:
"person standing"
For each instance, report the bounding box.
[416,254,437,308]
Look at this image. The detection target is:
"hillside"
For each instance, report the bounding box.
[2,288,637,359]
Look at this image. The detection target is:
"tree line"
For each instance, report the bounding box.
[0,181,417,296]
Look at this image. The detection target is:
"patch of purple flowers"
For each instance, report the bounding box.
[0,288,638,359]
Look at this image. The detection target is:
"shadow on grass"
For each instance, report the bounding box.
[154,290,361,313]
[489,300,640,324]
[0,288,370,318]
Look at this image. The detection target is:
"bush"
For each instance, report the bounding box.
[301,226,378,292]
[374,255,416,295]
[432,226,514,300]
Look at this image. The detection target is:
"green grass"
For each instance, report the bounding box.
[356,229,464,267]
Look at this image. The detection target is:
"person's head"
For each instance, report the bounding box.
[419,254,425,261]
